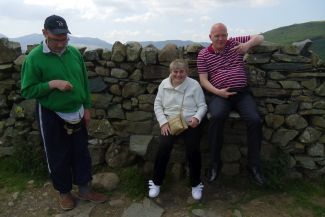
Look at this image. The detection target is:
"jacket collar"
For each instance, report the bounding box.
[164,76,189,93]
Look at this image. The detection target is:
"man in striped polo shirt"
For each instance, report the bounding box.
[197,23,266,186]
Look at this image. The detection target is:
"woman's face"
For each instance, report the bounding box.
[170,68,187,86]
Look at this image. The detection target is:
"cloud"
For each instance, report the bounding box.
[200,16,212,22]
[178,29,209,42]
[24,0,114,20]
[248,0,280,7]
[104,29,166,43]
[0,0,312,42]
[104,30,141,43]
[113,12,154,23]
[228,27,259,36]
[24,0,93,10]
[0,1,48,20]
[17,0,280,23]
[93,0,147,14]
[191,33,210,42]
[146,0,219,15]
[185,18,194,23]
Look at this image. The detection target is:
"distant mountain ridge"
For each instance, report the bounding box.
[2,20,324,58]
[9,33,113,52]
[1,33,210,52]
[262,21,325,60]
[134,40,210,49]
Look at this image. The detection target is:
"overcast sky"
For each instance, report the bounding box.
[0,0,324,43]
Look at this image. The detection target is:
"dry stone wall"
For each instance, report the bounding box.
[0,37,324,177]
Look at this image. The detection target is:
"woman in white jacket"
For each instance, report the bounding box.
[149,59,207,200]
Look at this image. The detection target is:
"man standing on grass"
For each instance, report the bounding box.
[21,15,107,210]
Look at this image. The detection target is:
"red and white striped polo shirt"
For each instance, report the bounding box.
[197,36,250,89]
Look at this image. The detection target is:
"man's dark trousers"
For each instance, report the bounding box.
[208,90,262,168]
[36,104,92,194]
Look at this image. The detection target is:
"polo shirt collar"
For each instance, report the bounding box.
[42,40,67,55]
[207,40,231,54]
[207,44,215,54]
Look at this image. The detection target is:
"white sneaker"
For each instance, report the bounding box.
[148,180,160,198]
[191,182,204,200]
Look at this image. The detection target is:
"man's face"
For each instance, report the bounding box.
[43,30,69,53]
[209,25,228,52]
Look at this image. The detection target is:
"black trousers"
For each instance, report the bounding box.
[152,124,202,187]
[36,104,92,194]
[208,90,262,168]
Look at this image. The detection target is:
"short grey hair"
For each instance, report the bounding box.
[210,23,227,34]
[169,59,189,72]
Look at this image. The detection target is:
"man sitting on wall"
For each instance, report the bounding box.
[197,22,267,186]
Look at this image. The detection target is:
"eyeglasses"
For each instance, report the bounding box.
[212,34,228,40]
[47,36,70,44]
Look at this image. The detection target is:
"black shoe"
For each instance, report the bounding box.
[247,166,267,186]
[206,163,222,183]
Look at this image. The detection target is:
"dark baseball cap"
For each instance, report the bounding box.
[44,15,71,34]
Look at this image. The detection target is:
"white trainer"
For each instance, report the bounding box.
[148,180,160,198]
[191,182,204,200]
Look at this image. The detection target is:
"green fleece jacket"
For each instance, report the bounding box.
[21,43,91,113]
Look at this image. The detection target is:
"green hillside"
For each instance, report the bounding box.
[262,21,325,60]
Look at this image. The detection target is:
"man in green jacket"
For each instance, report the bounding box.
[21,15,107,210]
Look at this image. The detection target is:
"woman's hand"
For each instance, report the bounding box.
[188,117,199,128]
[160,123,171,136]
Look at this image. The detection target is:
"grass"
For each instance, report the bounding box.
[80,163,147,198]
[112,158,325,216]
[263,21,325,44]
[1,155,324,216]
[0,157,46,192]
[92,165,148,199]
[117,166,147,199]
[188,202,206,216]
[0,141,48,193]
[262,21,325,60]
[0,153,147,199]
[285,178,325,217]
[210,152,325,217]
[225,176,325,217]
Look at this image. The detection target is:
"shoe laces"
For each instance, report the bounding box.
[192,182,204,192]
[148,180,159,189]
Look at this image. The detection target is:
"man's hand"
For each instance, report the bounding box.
[231,34,264,54]
[218,88,237,98]
[49,80,73,91]
[230,42,250,54]
[84,109,91,126]
[160,123,171,136]
[188,117,199,128]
